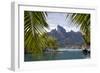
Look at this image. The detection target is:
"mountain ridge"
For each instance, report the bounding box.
[48,25,84,48]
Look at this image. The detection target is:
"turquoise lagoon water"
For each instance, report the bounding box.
[24,48,90,61]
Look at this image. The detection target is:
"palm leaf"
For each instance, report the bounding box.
[24,11,48,57]
[70,13,90,45]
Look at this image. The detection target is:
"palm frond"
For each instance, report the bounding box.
[24,11,49,57]
[70,13,90,45]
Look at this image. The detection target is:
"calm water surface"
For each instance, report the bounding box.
[24,49,90,61]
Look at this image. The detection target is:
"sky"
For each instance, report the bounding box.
[46,12,80,32]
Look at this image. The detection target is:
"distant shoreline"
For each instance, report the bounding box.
[57,48,83,52]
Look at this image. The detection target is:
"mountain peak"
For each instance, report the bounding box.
[57,25,66,33]
[48,26,84,48]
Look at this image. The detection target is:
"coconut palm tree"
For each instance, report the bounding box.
[70,13,90,46]
[24,11,49,56]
